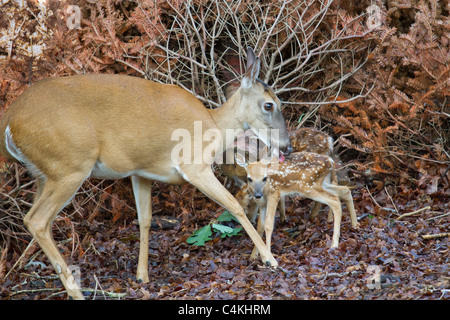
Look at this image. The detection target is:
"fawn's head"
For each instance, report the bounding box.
[235,151,273,200]
[245,162,271,200]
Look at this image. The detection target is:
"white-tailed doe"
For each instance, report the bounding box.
[0,48,292,299]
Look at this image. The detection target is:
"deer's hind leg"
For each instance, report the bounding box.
[323,181,358,228]
[23,171,91,300]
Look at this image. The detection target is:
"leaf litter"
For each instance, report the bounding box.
[0,175,448,300]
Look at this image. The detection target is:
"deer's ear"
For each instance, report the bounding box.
[241,48,260,89]
[258,146,270,165]
[245,47,257,70]
[233,176,246,188]
[235,151,248,168]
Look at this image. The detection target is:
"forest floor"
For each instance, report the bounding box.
[1,172,448,300]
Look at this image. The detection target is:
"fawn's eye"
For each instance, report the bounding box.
[262,176,267,182]
[263,102,274,112]
[247,177,253,183]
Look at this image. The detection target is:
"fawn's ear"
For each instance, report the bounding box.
[270,147,285,163]
[261,147,284,169]
[259,146,272,166]
[233,176,246,188]
[235,151,247,168]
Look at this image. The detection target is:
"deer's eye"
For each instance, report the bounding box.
[247,177,253,183]
[262,176,267,182]
[263,102,274,112]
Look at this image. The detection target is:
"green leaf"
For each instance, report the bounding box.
[212,223,234,234]
[217,211,239,223]
[220,227,243,238]
[186,225,213,246]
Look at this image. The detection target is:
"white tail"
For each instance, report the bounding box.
[237,151,358,260]
[0,48,293,299]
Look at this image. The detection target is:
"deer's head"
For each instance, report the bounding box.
[227,48,292,157]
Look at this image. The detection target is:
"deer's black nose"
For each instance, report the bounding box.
[281,142,293,156]
[286,143,293,155]
[254,192,263,199]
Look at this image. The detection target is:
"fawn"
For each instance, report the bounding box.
[236,151,358,259]
[221,127,333,185]
[276,127,335,222]
[228,127,336,223]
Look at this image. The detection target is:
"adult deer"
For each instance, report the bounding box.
[0,48,292,299]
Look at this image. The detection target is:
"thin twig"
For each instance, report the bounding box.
[258,0,291,56]
[426,211,450,221]
[384,186,400,216]
[4,239,35,280]
[365,186,382,208]
[9,287,60,297]
[396,206,431,221]
[421,233,450,240]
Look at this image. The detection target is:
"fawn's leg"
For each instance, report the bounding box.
[338,186,358,228]
[278,196,286,223]
[324,183,359,228]
[307,188,342,248]
[250,200,267,260]
[310,201,322,219]
[247,200,259,223]
[326,196,342,248]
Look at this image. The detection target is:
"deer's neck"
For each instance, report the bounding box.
[208,93,244,149]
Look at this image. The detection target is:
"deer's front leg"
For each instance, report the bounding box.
[131,176,153,283]
[181,165,278,267]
